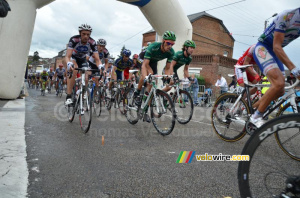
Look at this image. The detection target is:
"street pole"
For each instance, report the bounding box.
[264,13,278,30]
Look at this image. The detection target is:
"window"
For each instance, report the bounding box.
[223,51,229,57]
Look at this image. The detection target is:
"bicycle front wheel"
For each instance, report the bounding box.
[238,114,300,198]
[211,93,250,142]
[125,88,139,125]
[173,89,194,124]
[150,89,176,136]
[275,99,300,161]
[79,87,92,133]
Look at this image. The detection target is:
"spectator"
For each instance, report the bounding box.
[215,73,228,94]
[191,73,199,105]
[286,73,296,85]
[228,75,237,89]
[181,76,190,103]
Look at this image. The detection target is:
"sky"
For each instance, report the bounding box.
[29,0,300,67]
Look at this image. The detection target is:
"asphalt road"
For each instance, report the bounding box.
[25,87,250,197]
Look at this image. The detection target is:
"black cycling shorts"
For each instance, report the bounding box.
[71,56,89,68]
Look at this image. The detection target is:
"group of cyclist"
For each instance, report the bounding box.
[63,23,197,112]
[27,64,68,95]
[27,6,298,130]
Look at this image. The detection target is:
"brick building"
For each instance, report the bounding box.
[142,11,237,87]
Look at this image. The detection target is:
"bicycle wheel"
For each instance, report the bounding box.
[275,99,300,161]
[92,87,100,117]
[173,89,194,124]
[238,114,300,198]
[118,88,126,115]
[97,87,106,116]
[59,82,63,98]
[125,88,139,125]
[150,89,176,136]
[211,93,250,142]
[68,94,78,123]
[79,87,92,133]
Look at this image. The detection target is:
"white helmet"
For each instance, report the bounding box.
[78,24,92,32]
[108,59,114,64]
[97,39,107,46]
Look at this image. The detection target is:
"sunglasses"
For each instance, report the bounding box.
[166,42,175,46]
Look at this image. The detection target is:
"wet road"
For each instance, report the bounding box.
[25,88,248,197]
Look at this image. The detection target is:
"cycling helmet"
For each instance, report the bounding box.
[97,39,107,46]
[59,63,63,67]
[184,40,196,48]
[122,49,131,57]
[163,31,176,41]
[78,24,92,32]
[133,54,138,59]
[108,59,114,64]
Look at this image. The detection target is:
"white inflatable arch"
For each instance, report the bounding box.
[0,0,191,99]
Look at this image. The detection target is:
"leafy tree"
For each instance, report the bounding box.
[33,51,40,62]
[118,45,126,58]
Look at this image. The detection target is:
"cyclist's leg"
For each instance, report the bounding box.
[66,59,78,103]
[252,42,285,117]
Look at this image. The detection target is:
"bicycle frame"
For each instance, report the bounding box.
[228,65,299,117]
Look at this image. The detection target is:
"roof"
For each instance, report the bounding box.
[143,11,234,41]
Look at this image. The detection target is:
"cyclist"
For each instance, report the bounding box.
[250,7,300,127]
[131,54,142,82]
[36,72,41,88]
[163,40,196,93]
[48,68,55,89]
[235,44,261,100]
[108,49,133,97]
[54,64,67,95]
[134,30,176,103]
[87,39,109,88]
[65,24,102,105]
[31,73,36,86]
[40,69,49,91]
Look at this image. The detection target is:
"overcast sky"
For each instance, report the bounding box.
[29,0,300,67]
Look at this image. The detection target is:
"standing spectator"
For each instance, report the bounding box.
[191,73,199,105]
[182,76,190,103]
[228,75,237,89]
[215,73,228,94]
[286,73,296,85]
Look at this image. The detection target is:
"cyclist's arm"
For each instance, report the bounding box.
[273,31,296,71]
[184,64,189,78]
[164,61,171,74]
[243,56,257,77]
[104,58,108,71]
[165,60,176,75]
[93,52,101,68]
[65,49,73,63]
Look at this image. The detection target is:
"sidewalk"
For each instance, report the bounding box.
[0,98,28,198]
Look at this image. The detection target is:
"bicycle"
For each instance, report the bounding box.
[167,76,194,124]
[41,79,47,96]
[211,64,300,160]
[105,79,131,115]
[47,79,52,94]
[237,113,300,198]
[67,67,99,133]
[125,74,176,136]
[56,78,64,98]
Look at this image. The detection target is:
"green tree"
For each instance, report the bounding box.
[118,45,126,58]
[33,51,40,62]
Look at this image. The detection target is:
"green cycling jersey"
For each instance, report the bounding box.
[172,51,192,72]
[144,42,175,63]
